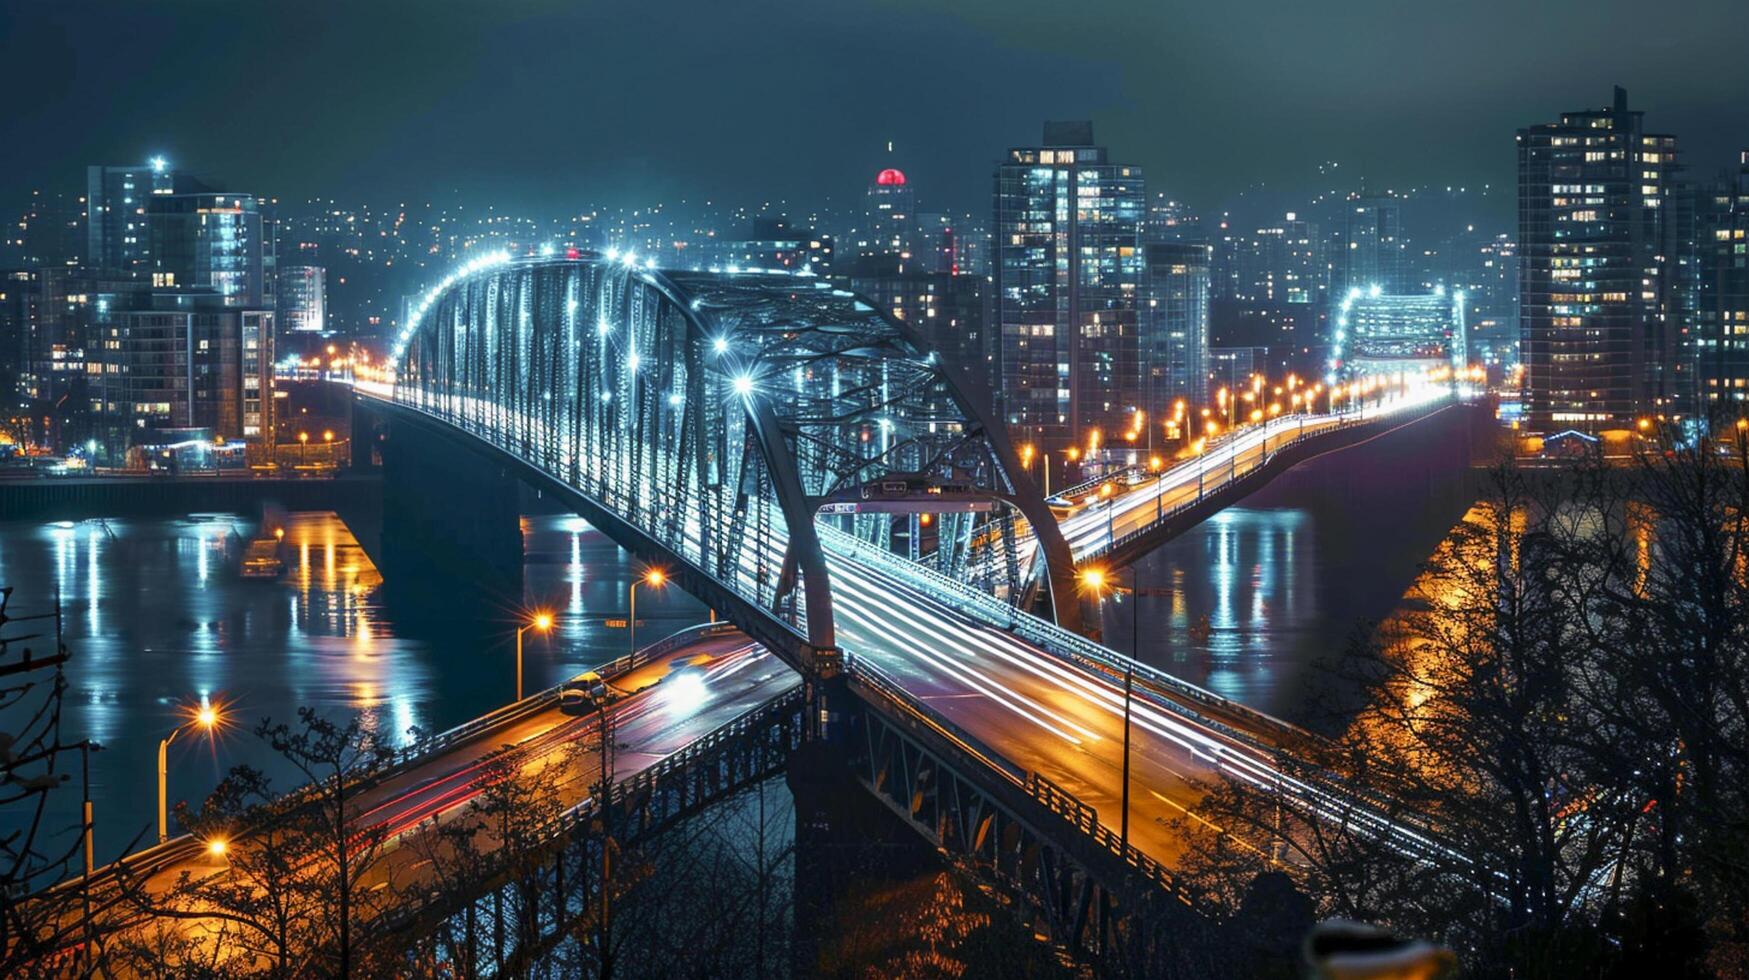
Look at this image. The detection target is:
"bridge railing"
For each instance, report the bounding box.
[1054,464,1143,502]
[56,621,742,897]
[848,652,1194,907]
[1078,398,1453,564]
[819,521,1315,752]
[392,620,737,770]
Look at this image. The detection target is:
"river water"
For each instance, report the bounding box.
[1,451,1470,869]
[0,511,700,866]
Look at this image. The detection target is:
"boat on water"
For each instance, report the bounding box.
[240,536,285,580]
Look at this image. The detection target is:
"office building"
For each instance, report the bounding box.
[279,265,327,333]
[86,159,176,273]
[1334,197,1406,296]
[992,120,1146,454]
[863,167,915,261]
[1518,87,1683,429]
[1142,242,1211,408]
[695,218,833,274]
[845,267,989,387]
[148,191,267,306]
[90,290,274,460]
[14,190,85,268]
[1693,151,1749,410]
[0,271,35,409]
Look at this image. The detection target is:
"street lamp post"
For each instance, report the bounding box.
[158,701,221,843]
[514,611,553,702]
[1080,568,1146,851]
[297,430,309,464]
[629,569,667,658]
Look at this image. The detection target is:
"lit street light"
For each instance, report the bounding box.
[514,611,553,702]
[629,568,667,657]
[159,700,222,843]
[1081,568,1136,852]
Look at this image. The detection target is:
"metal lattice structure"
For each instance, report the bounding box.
[392,253,1078,673]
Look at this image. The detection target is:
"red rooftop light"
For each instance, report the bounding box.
[875,168,906,186]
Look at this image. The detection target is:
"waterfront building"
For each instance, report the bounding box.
[90,290,274,460]
[992,120,1146,455]
[86,158,176,273]
[1518,86,1683,429]
[1693,150,1749,411]
[148,190,267,306]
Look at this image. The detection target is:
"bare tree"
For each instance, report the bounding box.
[1176,462,1642,975]
[0,588,99,975]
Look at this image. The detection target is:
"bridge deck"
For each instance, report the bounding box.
[43,629,797,961]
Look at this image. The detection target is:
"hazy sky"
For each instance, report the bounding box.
[3,0,1746,219]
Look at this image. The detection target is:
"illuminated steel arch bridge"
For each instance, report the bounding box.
[386,251,1080,675]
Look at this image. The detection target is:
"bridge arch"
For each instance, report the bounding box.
[389,253,1080,672]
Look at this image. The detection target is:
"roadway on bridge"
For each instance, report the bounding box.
[1050,390,1450,563]
[821,548,1274,865]
[347,385,1446,875]
[49,632,796,961]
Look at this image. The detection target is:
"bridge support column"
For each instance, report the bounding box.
[378,417,525,615]
[787,739,936,975]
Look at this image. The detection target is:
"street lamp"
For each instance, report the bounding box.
[629,568,667,657]
[1080,567,1140,852]
[159,700,222,843]
[514,611,553,702]
[298,430,309,463]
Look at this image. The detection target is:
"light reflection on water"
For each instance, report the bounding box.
[1104,504,1445,728]
[0,510,697,867]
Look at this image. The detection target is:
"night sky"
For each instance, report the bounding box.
[3,0,1747,218]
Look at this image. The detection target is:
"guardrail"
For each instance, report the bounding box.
[51,621,741,897]
[846,653,1027,783]
[1054,464,1143,502]
[1076,401,1447,564]
[392,620,735,769]
[850,652,1196,907]
[819,519,1314,752]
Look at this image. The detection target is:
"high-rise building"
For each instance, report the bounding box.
[1333,197,1406,296]
[86,159,176,272]
[1234,213,1324,306]
[148,191,266,306]
[0,271,36,410]
[13,190,86,268]
[1692,151,1749,411]
[1142,242,1211,409]
[1518,86,1683,429]
[992,121,1145,454]
[1145,194,1199,243]
[279,265,327,333]
[89,290,274,460]
[863,167,915,260]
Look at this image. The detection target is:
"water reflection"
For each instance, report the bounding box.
[0,509,698,867]
[1104,503,1453,729]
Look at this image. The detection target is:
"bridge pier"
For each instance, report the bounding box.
[378,417,526,614]
[787,740,939,974]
